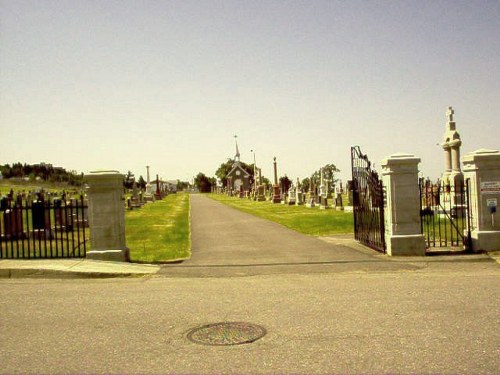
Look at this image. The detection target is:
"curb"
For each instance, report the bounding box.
[0,259,161,279]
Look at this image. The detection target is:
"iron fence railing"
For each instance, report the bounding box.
[0,196,88,259]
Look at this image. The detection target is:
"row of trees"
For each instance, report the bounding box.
[0,164,192,192]
[194,173,217,193]
[0,163,83,186]
[193,160,340,193]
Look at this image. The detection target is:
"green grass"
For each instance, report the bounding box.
[126,193,190,262]
[207,193,353,236]
[421,213,468,247]
[0,180,81,195]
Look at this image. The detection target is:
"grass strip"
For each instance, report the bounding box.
[207,193,353,236]
[126,193,190,262]
[0,181,77,195]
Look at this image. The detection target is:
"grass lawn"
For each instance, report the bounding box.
[0,180,80,195]
[126,193,190,262]
[207,193,353,236]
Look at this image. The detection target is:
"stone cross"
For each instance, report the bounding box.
[446,106,454,122]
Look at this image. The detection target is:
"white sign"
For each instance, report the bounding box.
[486,198,497,208]
[480,181,500,195]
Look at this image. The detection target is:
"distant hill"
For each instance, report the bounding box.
[0,162,83,186]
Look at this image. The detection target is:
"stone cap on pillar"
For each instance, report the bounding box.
[84,170,124,190]
[381,153,421,174]
[463,149,500,171]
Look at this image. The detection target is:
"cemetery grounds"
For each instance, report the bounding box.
[0,180,191,263]
[1,180,354,262]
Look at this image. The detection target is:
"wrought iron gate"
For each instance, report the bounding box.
[351,146,386,253]
[420,178,471,252]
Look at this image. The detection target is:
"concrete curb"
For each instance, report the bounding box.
[0,259,161,279]
[318,236,498,263]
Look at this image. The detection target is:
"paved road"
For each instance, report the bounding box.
[159,194,419,277]
[1,194,498,374]
[1,265,499,374]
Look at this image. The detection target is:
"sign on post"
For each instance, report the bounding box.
[487,198,498,208]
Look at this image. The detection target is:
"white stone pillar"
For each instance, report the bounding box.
[85,170,129,262]
[451,146,461,172]
[381,154,426,256]
[462,149,500,252]
[444,146,452,172]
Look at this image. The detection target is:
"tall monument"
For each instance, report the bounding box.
[441,106,464,204]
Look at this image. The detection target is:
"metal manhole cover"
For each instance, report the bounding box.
[187,322,267,346]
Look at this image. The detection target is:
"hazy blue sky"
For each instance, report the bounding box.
[1,0,499,184]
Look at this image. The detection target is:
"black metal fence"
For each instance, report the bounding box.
[0,195,88,259]
[420,178,471,251]
[351,146,386,253]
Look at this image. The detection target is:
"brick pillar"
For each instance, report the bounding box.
[85,170,129,262]
[462,149,500,252]
[381,153,426,256]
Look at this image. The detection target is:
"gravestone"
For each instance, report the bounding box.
[319,169,330,210]
[3,207,23,239]
[272,157,281,203]
[287,184,296,205]
[144,165,154,202]
[295,178,303,205]
[306,180,316,208]
[0,197,9,211]
[334,187,344,211]
[31,200,51,239]
[53,198,70,232]
[155,174,162,200]
[346,180,354,206]
[255,168,265,201]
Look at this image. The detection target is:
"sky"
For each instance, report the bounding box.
[1,0,499,185]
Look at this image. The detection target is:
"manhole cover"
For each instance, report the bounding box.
[187,322,266,346]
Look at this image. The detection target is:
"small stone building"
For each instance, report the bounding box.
[226,139,251,192]
[227,162,251,192]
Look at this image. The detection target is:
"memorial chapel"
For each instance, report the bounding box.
[226,140,251,192]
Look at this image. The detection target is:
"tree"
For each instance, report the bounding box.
[301,177,310,193]
[194,172,214,193]
[123,171,135,189]
[279,175,292,193]
[261,176,271,190]
[137,175,146,189]
[0,162,83,186]
[311,164,340,194]
[176,180,189,191]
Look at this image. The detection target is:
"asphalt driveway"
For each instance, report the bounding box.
[159,194,418,276]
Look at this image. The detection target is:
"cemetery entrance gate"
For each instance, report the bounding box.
[350,146,386,253]
[419,178,472,252]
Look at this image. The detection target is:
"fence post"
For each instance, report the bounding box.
[462,149,500,252]
[84,170,129,261]
[381,153,426,256]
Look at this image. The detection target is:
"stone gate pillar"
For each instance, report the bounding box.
[85,170,129,262]
[462,149,500,252]
[381,153,426,256]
